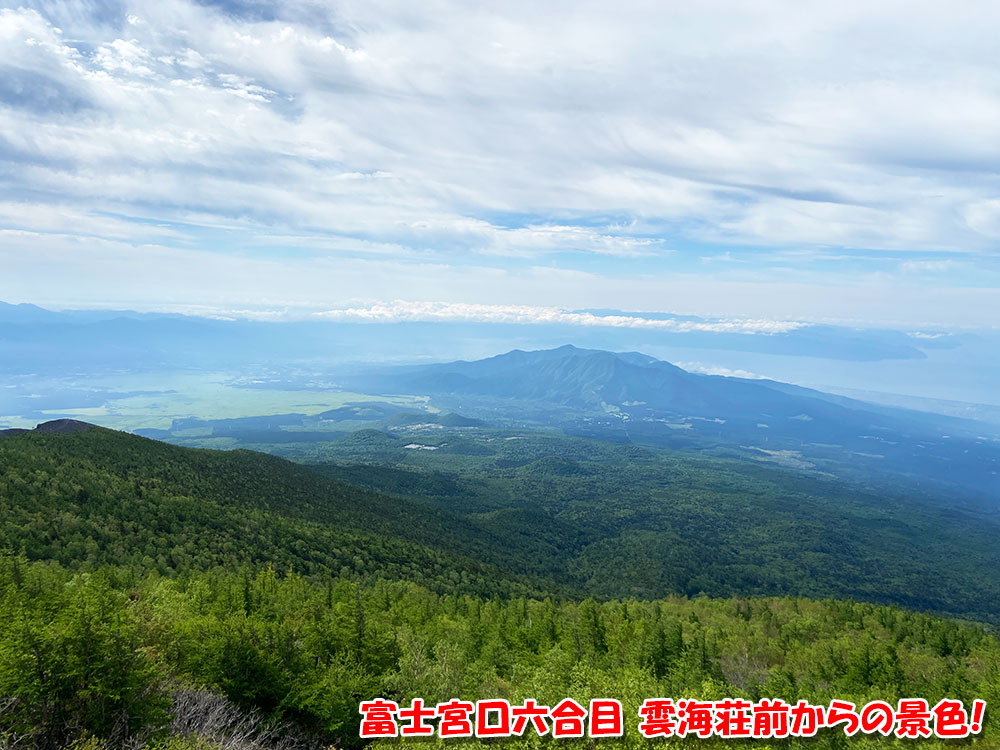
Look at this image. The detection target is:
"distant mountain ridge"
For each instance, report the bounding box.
[349,344,961,424]
[345,345,1000,501]
[0,300,974,375]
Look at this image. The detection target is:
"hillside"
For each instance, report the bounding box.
[0,422,548,597]
[2,423,1000,748]
[296,428,1000,624]
[7,420,1000,622]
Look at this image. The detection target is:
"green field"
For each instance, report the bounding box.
[0,370,429,431]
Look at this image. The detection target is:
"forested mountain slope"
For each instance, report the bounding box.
[2,424,1000,748]
[297,428,1000,624]
[5,422,1000,622]
[0,422,547,597]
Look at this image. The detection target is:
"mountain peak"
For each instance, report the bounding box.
[0,300,60,323]
[35,419,98,434]
[360,345,701,409]
[1,419,98,438]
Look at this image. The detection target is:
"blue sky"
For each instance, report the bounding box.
[1,0,999,327]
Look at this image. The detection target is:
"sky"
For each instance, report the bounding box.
[2,0,1000,327]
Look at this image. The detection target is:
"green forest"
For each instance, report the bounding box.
[3,558,999,749]
[1,425,998,748]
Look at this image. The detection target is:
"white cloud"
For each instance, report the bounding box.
[2,1,1000,323]
[0,201,183,242]
[963,200,1000,239]
[1,223,997,326]
[94,38,154,76]
[312,301,804,333]
[674,362,769,379]
[899,259,962,274]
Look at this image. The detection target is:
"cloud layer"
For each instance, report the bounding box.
[1,0,999,323]
[313,301,804,333]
